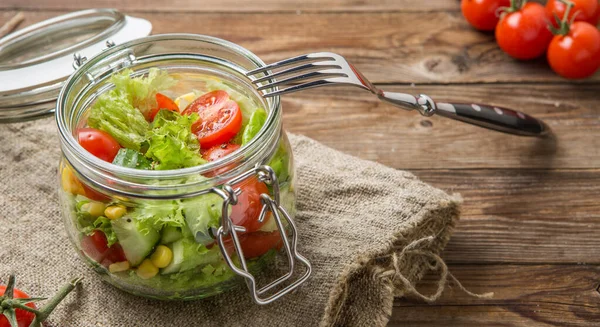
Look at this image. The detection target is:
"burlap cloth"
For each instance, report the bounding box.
[0,118,463,326]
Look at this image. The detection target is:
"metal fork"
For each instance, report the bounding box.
[246,52,548,137]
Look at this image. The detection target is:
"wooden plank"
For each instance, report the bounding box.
[0,0,459,13]
[2,11,598,84]
[391,265,600,327]
[414,169,600,264]
[282,84,600,170]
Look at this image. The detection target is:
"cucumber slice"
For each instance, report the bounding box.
[112,216,160,266]
[161,238,222,275]
[161,226,183,244]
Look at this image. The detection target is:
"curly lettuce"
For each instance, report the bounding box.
[110,68,178,117]
[88,91,149,151]
[145,110,207,170]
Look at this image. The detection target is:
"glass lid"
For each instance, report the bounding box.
[0,9,152,122]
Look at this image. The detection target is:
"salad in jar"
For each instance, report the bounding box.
[59,67,294,298]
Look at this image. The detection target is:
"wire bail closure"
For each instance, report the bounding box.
[210,165,312,304]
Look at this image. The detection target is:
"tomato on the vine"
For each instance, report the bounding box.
[495,2,553,60]
[461,0,511,31]
[548,21,600,79]
[0,286,35,327]
[546,0,600,26]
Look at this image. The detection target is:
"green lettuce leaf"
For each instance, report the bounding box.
[179,193,224,244]
[241,108,267,145]
[112,148,153,170]
[145,110,207,170]
[88,91,150,151]
[268,143,290,184]
[110,68,178,117]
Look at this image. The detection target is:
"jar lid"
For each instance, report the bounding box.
[0,9,152,122]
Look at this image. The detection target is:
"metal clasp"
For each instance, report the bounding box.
[211,165,312,305]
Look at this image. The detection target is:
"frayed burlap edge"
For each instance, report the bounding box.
[320,195,493,327]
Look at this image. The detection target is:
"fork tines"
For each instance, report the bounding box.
[245,52,351,97]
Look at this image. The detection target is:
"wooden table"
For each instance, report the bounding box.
[2,1,599,325]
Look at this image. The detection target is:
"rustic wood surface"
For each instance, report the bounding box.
[2,1,599,326]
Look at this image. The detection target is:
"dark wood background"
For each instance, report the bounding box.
[2,0,599,325]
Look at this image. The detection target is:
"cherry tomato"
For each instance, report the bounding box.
[548,21,600,79]
[201,143,241,162]
[223,231,283,259]
[496,3,553,60]
[0,286,36,327]
[230,177,269,233]
[0,290,34,327]
[81,183,111,202]
[149,93,179,121]
[77,128,121,162]
[81,231,127,267]
[546,0,600,26]
[461,0,511,31]
[182,90,242,148]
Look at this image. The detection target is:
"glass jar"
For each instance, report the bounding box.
[55,34,310,303]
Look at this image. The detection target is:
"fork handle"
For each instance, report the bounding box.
[378,92,548,137]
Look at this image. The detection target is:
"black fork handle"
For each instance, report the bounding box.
[434,102,548,137]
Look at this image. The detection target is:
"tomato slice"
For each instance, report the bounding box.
[149,93,179,121]
[0,286,36,327]
[201,143,241,161]
[182,90,242,148]
[77,128,121,162]
[81,231,126,267]
[223,231,283,259]
[230,177,270,233]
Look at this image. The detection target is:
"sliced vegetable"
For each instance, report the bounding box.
[230,177,269,233]
[201,143,240,162]
[81,217,118,247]
[111,216,160,266]
[109,68,177,118]
[77,128,121,162]
[182,90,243,148]
[161,239,222,274]
[80,230,123,265]
[161,226,184,244]
[112,148,153,170]
[145,110,207,170]
[149,93,180,121]
[224,231,283,259]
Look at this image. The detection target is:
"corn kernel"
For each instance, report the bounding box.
[81,201,106,217]
[150,245,173,268]
[104,205,127,220]
[61,165,85,196]
[108,261,130,273]
[136,259,158,279]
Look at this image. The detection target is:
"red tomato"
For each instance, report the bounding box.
[182,90,242,148]
[0,286,35,327]
[77,128,121,162]
[149,93,179,121]
[202,143,241,162]
[229,177,269,233]
[546,0,600,26]
[496,3,554,60]
[81,183,110,202]
[548,21,600,79]
[223,231,283,259]
[81,231,126,267]
[461,0,511,31]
